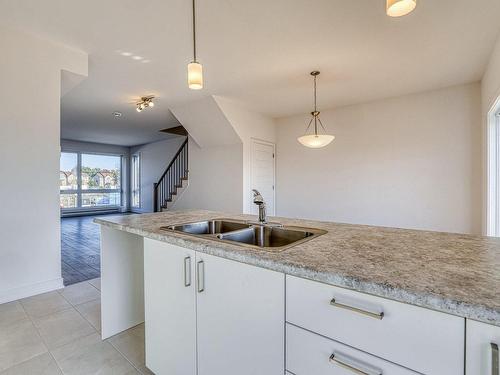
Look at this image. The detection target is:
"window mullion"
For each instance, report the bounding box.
[77,152,82,208]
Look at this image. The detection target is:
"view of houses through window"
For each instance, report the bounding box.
[60,152,122,210]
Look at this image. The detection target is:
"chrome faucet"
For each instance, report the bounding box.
[252,189,267,224]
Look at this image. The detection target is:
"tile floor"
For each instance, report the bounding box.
[0,279,153,375]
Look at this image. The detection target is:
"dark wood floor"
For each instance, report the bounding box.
[61,215,102,286]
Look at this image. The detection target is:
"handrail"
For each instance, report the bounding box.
[153,137,189,212]
[157,137,188,183]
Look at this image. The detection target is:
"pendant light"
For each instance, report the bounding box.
[297,71,335,149]
[188,0,203,89]
[386,0,416,17]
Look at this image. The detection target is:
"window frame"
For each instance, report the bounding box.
[131,152,141,209]
[60,150,124,213]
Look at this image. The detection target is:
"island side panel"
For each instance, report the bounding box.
[100,226,144,339]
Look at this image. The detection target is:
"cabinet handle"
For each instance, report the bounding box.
[492,343,499,375]
[184,256,191,287]
[197,260,205,293]
[329,353,382,375]
[330,298,384,320]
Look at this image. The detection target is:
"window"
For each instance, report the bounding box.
[60,152,123,211]
[60,153,78,191]
[131,153,141,208]
[60,152,78,209]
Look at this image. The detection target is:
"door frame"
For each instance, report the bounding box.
[250,138,276,216]
[487,96,500,236]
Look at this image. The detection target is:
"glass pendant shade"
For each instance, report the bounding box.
[386,0,416,17]
[298,134,335,148]
[188,62,203,90]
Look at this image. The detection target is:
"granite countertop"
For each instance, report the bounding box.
[94,210,500,326]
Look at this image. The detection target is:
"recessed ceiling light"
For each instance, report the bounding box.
[113,111,122,118]
[141,59,151,63]
[121,52,132,56]
[132,55,143,60]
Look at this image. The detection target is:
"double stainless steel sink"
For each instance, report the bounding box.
[162,219,327,251]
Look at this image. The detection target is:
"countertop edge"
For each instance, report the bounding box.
[94,218,500,327]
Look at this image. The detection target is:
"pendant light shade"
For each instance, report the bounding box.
[386,0,416,17]
[298,134,335,148]
[188,62,203,90]
[297,71,335,149]
[188,0,203,89]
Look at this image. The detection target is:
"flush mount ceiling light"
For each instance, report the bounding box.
[113,111,122,118]
[297,71,335,149]
[136,96,155,113]
[386,0,417,17]
[187,0,203,90]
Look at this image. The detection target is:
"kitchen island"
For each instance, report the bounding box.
[95,210,500,375]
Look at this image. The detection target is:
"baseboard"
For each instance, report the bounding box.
[0,277,64,304]
[61,208,121,218]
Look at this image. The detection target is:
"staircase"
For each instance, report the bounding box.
[153,137,189,212]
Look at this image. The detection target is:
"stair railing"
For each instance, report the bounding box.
[153,138,189,212]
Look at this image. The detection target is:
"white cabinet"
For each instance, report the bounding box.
[287,323,419,375]
[144,239,285,375]
[467,319,500,375]
[196,252,284,375]
[286,275,465,375]
[144,239,197,375]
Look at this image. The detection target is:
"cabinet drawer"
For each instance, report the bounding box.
[286,324,418,375]
[286,275,464,375]
[466,319,500,375]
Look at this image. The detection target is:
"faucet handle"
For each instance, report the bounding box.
[252,189,264,205]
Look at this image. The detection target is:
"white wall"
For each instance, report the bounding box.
[170,96,241,148]
[0,27,87,303]
[482,35,500,117]
[276,83,482,234]
[130,137,186,212]
[173,137,244,213]
[61,138,130,155]
[214,96,276,213]
[169,96,262,214]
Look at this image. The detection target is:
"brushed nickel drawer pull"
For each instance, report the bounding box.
[329,353,382,375]
[184,256,191,287]
[492,343,499,375]
[330,298,384,320]
[197,260,205,293]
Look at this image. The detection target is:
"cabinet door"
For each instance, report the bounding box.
[196,253,285,375]
[467,319,500,375]
[144,239,197,375]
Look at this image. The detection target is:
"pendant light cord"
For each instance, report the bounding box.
[313,74,318,135]
[314,74,317,113]
[192,0,197,62]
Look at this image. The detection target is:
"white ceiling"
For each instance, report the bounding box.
[1,0,499,146]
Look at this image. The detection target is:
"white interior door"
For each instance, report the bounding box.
[251,139,275,216]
